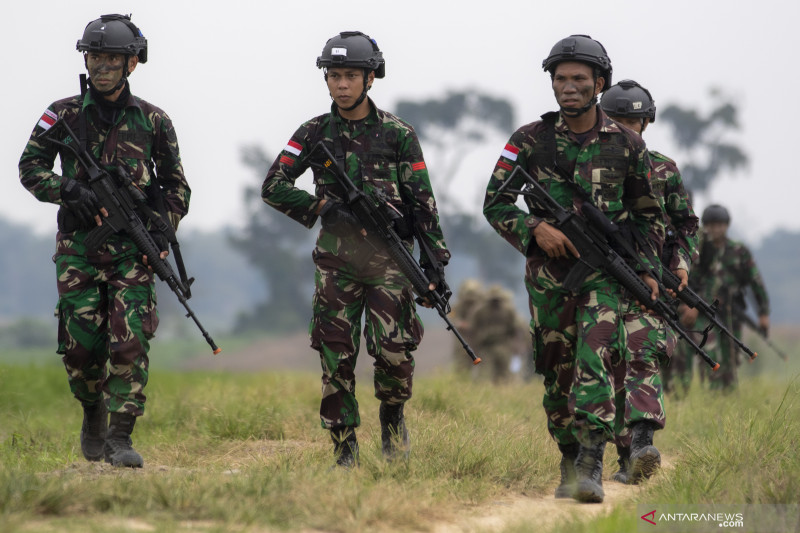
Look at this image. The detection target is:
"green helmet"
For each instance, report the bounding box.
[542,34,612,90]
[317,31,385,78]
[600,79,656,122]
[701,204,731,224]
[76,14,148,63]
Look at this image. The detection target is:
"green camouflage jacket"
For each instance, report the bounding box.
[483,108,664,285]
[649,150,699,273]
[261,99,450,265]
[19,86,190,257]
[694,235,770,316]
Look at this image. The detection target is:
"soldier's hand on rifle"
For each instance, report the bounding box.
[637,273,659,311]
[758,315,770,337]
[678,303,699,328]
[532,221,580,259]
[143,231,170,268]
[666,268,689,298]
[317,199,365,238]
[418,263,448,308]
[61,178,108,227]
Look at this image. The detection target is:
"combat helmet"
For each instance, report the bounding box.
[77,14,147,63]
[542,34,612,89]
[317,31,385,78]
[600,79,656,122]
[317,31,384,112]
[701,204,730,225]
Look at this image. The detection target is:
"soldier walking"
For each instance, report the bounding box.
[683,205,769,390]
[261,32,451,467]
[600,80,699,484]
[483,35,664,502]
[19,14,190,468]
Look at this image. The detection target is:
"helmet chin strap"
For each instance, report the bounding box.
[85,54,130,97]
[561,96,597,118]
[333,68,370,112]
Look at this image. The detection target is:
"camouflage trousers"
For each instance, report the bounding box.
[527,269,627,446]
[55,251,158,417]
[613,305,675,448]
[309,250,423,429]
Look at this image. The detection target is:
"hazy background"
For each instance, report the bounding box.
[3,0,798,244]
[2,0,798,347]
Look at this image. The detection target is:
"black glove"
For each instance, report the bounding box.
[148,230,169,255]
[61,179,101,227]
[422,261,451,306]
[319,200,362,238]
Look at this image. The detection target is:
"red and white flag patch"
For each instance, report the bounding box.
[284,140,302,157]
[500,144,519,161]
[38,109,57,130]
[411,161,426,171]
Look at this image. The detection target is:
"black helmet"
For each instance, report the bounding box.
[317,31,385,78]
[76,14,147,64]
[701,204,731,224]
[600,79,656,122]
[542,34,612,90]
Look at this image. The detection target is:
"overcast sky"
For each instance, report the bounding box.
[3,0,798,245]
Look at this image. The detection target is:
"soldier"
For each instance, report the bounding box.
[683,205,769,390]
[600,80,699,484]
[469,284,520,383]
[261,32,450,467]
[483,35,664,503]
[18,15,190,468]
[449,278,485,373]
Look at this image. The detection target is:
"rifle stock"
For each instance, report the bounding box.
[39,119,221,355]
[304,141,480,365]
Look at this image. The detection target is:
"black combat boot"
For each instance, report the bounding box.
[611,445,631,484]
[573,430,607,503]
[379,402,410,462]
[629,421,661,483]
[554,442,579,498]
[330,426,359,468]
[80,400,107,462]
[104,412,144,468]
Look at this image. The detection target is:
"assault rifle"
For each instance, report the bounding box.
[489,166,719,370]
[733,308,788,361]
[579,211,758,364]
[303,141,480,365]
[39,119,221,355]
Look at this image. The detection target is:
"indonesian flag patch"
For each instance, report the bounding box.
[500,144,519,161]
[38,109,57,130]
[411,161,426,171]
[284,140,302,157]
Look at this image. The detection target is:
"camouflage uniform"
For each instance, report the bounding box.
[262,99,450,429]
[449,279,484,372]
[469,285,520,383]
[18,87,190,417]
[690,235,769,389]
[613,149,697,447]
[483,109,665,447]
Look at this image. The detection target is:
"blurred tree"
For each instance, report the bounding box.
[395,90,522,290]
[395,90,514,206]
[228,145,314,333]
[659,88,749,193]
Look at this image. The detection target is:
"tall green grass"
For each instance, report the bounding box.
[1,341,798,533]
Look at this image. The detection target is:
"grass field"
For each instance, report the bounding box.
[1,329,798,532]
